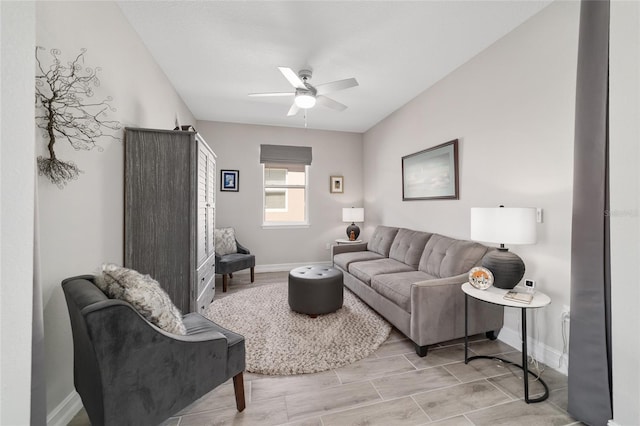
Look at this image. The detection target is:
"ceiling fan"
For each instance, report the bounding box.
[249,67,359,116]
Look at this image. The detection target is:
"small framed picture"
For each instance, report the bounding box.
[221,170,239,192]
[330,176,344,193]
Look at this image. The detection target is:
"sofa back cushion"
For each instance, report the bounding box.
[418,234,488,278]
[367,226,399,256]
[388,229,432,269]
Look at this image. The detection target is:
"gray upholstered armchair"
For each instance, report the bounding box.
[62,275,246,426]
[215,240,255,292]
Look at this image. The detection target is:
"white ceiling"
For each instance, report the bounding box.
[118,1,551,133]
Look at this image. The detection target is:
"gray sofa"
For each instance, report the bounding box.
[332,226,504,357]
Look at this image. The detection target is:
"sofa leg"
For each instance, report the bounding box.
[415,344,428,357]
[223,275,228,293]
[485,330,498,341]
[250,267,255,283]
[232,372,246,412]
[229,273,233,279]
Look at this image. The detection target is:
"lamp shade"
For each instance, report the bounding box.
[470,207,536,245]
[342,207,364,223]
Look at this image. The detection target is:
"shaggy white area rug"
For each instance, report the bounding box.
[204,282,391,375]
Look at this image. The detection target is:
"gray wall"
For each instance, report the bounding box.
[196,120,363,267]
[0,2,36,424]
[35,1,196,418]
[362,1,579,369]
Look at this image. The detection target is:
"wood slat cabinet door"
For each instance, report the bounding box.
[125,128,216,314]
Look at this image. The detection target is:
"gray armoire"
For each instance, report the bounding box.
[124,127,216,314]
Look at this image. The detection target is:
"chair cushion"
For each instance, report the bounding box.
[215,228,238,256]
[216,253,256,275]
[96,264,186,335]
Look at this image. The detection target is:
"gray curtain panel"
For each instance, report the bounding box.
[568,1,612,424]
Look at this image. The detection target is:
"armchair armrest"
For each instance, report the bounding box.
[84,304,231,423]
[236,240,250,254]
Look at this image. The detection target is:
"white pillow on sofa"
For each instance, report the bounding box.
[95,264,187,335]
[215,227,238,256]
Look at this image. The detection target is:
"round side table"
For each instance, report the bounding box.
[462,282,551,403]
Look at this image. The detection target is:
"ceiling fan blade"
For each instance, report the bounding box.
[287,103,300,116]
[316,95,347,111]
[315,78,359,96]
[248,92,294,97]
[278,67,306,89]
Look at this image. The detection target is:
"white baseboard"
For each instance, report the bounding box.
[47,390,82,426]
[232,261,331,274]
[498,326,568,376]
[607,420,621,426]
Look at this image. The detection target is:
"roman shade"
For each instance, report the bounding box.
[260,144,312,165]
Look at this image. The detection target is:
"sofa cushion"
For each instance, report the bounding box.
[333,251,385,271]
[367,226,399,256]
[96,264,187,335]
[349,258,415,286]
[371,271,436,313]
[389,229,432,268]
[419,234,488,278]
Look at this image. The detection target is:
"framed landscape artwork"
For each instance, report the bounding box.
[221,170,239,192]
[402,139,459,200]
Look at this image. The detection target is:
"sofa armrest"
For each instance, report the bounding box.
[331,242,368,257]
[409,272,503,346]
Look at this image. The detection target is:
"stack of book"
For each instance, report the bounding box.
[503,290,534,304]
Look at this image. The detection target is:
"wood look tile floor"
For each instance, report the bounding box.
[68,272,581,426]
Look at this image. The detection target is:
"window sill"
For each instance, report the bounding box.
[262,223,310,230]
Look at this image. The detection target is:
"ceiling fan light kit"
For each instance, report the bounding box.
[294,93,316,109]
[249,67,358,118]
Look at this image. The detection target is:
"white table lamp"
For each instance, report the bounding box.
[342,207,364,241]
[470,206,536,289]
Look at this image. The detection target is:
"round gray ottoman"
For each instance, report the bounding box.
[288,266,344,318]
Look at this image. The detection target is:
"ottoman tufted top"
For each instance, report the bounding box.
[289,265,342,280]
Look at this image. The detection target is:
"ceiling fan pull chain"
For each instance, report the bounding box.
[304,110,308,128]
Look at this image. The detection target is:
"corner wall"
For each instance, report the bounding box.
[35,2,196,421]
[362,1,579,367]
[0,2,36,424]
[196,120,363,267]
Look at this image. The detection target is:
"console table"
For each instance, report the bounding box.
[461,282,551,403]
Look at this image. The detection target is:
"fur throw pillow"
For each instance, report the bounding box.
[95,264,187,335]
[215,227,238,256]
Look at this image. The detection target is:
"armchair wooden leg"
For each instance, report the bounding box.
[233,372,246,412]
[250,267,255,283]
[229,273,233,278]
[223,274,228,293]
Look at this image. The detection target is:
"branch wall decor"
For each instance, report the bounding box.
[35,47,121,188]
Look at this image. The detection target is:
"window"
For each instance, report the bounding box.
[263,163,308,225]
[260,144,312,227]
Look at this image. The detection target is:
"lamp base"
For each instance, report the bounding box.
[481,248,525,289]
[346,223,360,241]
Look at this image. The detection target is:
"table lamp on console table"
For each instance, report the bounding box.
[470,206,537,289]
[342,207,364,241]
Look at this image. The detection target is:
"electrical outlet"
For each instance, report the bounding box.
[325,243,331,250]
[536,208,543,223]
